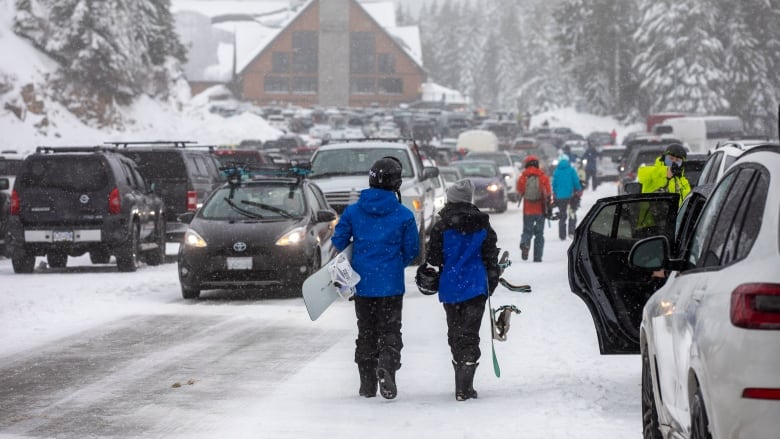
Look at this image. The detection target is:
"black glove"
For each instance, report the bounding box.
[670,162,683,177]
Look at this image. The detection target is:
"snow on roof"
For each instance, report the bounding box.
[421,82,469,105]
[360,2,397,28]
[171,0,290,17]
[385,25,422,68]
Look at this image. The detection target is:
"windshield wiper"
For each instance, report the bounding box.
[310,171,362,178]
[240,200,296,219]
[224,197,265,219]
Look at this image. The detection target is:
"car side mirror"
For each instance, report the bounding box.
[628,236,668,270]
[0,178,8,191]
[177,212,196,224]
[422,166,440,181]
[624,182,642,194]
[316,210,337,223]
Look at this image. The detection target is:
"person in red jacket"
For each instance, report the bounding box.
[516,155,552,262]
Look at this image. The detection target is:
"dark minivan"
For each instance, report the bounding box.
[113,141,224,242]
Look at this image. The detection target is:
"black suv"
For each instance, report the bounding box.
[7,146,166,273]
[111,141,224,242]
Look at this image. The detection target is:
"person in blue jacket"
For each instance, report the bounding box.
[331,156,419,400]
[552,155,583,240]
[424,178,500,401]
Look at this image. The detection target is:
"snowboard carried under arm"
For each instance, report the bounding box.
[302,244,356,321]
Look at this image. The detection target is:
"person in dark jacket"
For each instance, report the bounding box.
[581,142,600,190]
[331,156,419,400]
[552,155,583,240]
[424,178,500,401]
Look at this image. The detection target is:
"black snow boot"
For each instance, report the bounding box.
[358,361,377,398]
[453,360,479,401]
[376,367,397,399]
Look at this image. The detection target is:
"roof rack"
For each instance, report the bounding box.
[105,141,197,149]
[36,146,113,154]
[220,162,312,186]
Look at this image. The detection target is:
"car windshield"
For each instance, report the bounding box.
[467,153,512,167]
[454,162,498,178]
[440,169,460,183]
[200,184,304,220]
[309,148,414,178]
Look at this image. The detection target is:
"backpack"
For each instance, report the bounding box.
[524,175,542,201]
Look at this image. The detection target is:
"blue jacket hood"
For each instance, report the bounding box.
[356,187,399,216]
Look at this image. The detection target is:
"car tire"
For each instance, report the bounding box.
[181,284,201,299]
[90,248,111,264]
[495,200,508,213]
[116,223,140,272]
[12,251,35,274]
[145,218,166,266]
[690,385,713,439]
[46,252,67,268]
[641,349,663,439]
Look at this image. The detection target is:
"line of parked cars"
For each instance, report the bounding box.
[569,142,780,438]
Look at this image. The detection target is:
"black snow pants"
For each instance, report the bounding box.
[443,295,487,364]
[354,295,404,372]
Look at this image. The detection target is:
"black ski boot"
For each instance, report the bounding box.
[358,361,377,398]
[376,367,397,399]
[453,360,479,401]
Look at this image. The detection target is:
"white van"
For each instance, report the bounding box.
[456,129,499,153]
[664,116,744,153]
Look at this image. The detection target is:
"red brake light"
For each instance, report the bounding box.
[731,283,780,329]
[108,188,121,214]
[186,190,198,212]
[10,190,20,215]
[742,388,780,400]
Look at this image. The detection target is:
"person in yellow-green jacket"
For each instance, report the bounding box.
[637,143,691,206]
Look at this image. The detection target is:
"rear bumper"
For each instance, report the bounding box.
[7,216,130,255]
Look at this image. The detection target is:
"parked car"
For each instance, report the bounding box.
[465,151,521,202]
[0,178,10,256]
[568,144,780,438]
[448,159,508,213]
[177,166,338,299]
[595,144,626,185]
[0,151,24,196]
[213,149,275,169]
[113,141,224,242]
[617,144,670,195]
[7,146,166,273]
[696,140,772,188]
[437,166,463,190]
[681,153,708,188]
[308,140,439,263]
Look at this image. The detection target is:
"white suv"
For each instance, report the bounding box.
[697,140,771,187]
[308,140,440,263]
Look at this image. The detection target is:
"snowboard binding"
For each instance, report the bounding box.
[491,305,521,341]
[328,253,361,299]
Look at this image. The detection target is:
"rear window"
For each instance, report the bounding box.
[19,156,109,192]
[119,150,186,179]
[0,159,23,175]
[632,151,662,170]
[467,153,512,166]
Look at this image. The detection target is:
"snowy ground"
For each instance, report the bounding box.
[0,182,642,439]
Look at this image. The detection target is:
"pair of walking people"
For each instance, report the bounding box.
[331,157,500,401]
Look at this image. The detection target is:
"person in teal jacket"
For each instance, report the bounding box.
[552,156,583,240]
[331,156,419,400]
[424,178,500,401]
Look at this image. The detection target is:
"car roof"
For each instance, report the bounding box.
[316,140,412,150]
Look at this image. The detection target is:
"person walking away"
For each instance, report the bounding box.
[581,142,600,190]
[516,155,552,262]
[424,179,500,401]
[552,155,583,240]
[331,157,420,400]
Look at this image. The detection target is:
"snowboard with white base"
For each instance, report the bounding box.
[302,244,356,321]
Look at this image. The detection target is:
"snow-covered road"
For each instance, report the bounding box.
[0,182,641,438]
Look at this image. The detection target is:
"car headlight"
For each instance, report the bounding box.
[276,226,306,246]
[487,183,500,192]
[184,229,207,248]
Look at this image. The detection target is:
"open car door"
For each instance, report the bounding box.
[568,193,679,354]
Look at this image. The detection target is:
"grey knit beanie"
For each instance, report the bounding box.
[447,179,474,204]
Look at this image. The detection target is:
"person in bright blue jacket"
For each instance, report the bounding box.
[331,156,419,400]
[552,155,583,240]
[424,178,499,401]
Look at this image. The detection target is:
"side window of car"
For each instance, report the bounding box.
[735,167,768,261]
[687,171,737,268]
[309,183,330,211]
[119,162,137,189]
[131,166,149,193]
[699,151,722,185]
[706,169,754,266]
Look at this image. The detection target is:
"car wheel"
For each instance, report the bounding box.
[145,218,166,266]
[46,252,68,268]
[641,349,663,439]
[181,284,201,299]
[89,248,111,264]
[12,251,35,274]
[690,385,713,439]
[495,200,508,213]
[116,223,140,272]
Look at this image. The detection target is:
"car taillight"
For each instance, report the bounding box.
[186,190,198,212]
[108,188,121,214]
[10,190,20,215]
[742,388,780,400]
[731,283,780,329]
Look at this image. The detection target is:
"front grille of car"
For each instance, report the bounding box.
[324,191,360,214]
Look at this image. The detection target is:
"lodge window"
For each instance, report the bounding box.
[264,76,289,93]
[292,77,317,94]
[292,31,317,74]
[378,54,395,74]
[272,52,289,73]
[350,32,375,74]
[350,77,375,94]
[378,77,403,94]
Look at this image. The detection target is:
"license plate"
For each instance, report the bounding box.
[226,257,252,270]
[52,231,74,242]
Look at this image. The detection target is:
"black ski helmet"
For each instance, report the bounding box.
[664,143,687,160]
[415,264,439,295]
[369,156,403,191]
